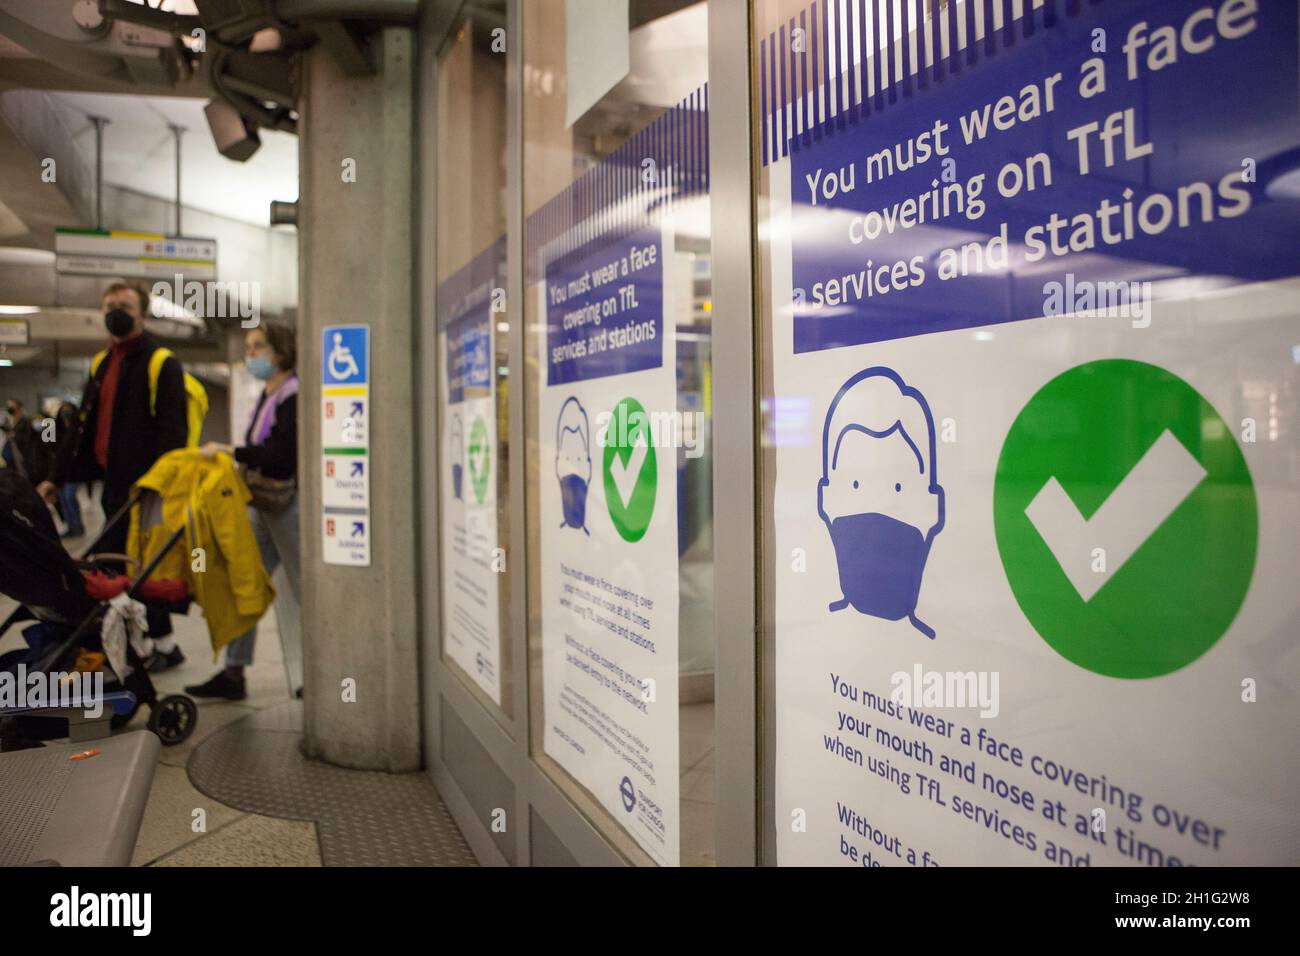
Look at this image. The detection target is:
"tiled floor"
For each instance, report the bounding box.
[188,702,476,866]
[679,699,716,867]
[126,604,326,866]
[152,814,322,867]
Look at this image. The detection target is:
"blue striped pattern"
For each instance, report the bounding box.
[759,0,1099,166]
[437,236,506,331]
[526,84,709,284]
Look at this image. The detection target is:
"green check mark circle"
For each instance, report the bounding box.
[468,415,490,505]
[602,396,657,543]
[993,360,1257,679]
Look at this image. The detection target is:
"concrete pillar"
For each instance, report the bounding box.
[297,28,421,771]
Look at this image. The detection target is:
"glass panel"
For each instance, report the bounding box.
[755,0,1300,866]
[435,3,513,720]
[523,0,716,865]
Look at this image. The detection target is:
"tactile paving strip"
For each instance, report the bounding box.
[187,702,477,867]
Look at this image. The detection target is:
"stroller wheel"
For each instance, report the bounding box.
[147,695,198,745]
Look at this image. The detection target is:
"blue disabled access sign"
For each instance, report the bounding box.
[323,325,369,385]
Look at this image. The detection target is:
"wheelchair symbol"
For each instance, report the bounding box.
[327,331,361,381]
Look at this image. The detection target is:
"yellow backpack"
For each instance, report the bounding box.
[90,346,208,447]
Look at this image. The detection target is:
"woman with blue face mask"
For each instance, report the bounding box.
[191,323,301,701]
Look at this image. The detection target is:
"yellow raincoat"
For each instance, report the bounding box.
[127,449,274,656]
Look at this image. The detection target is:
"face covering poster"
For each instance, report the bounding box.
[765,0,1300,866]
[537,218,680,867]
[438,241,505,705]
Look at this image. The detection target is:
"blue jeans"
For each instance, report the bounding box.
[223,496,300,668]
[59,482,83,532]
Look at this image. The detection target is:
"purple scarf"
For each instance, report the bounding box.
[249,374,298,446]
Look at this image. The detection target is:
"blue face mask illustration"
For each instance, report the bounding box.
[450,415,464,500]
[559,473,589,530]
[818,367,945,639]
[828,512,931,621]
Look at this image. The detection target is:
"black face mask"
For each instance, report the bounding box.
[104,308,134,337]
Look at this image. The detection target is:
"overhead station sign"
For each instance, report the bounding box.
[55,228,217,281]
[0,320,29,346]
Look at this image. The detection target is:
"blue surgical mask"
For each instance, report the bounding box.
[559,474,589,530]
[247,355,276,380]
[828,511,932,634]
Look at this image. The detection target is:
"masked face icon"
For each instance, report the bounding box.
[450,415,464,500]
[827,511,931,620]
[817,368,945,639]
[559,472,588,529]
[556,397,592,534]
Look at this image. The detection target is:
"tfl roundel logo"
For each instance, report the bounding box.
[619,776,637,813]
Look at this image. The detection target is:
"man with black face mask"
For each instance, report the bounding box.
[38,281,189,669]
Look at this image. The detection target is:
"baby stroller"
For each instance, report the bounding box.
[0,470,198,747]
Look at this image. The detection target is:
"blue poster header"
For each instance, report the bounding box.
[773,0,1300,353]
[446,316,490,405]
[545,227,664,386]
[438,239,505,403]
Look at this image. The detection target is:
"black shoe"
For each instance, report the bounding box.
[184,671,246,701]
[145,645,186,672]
